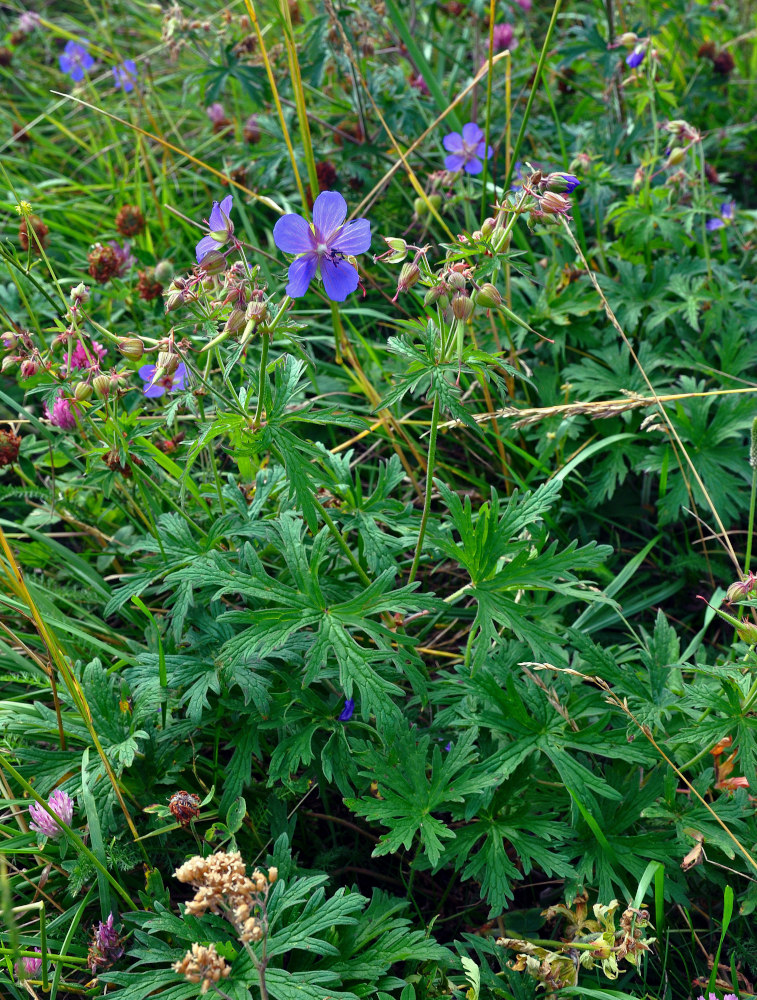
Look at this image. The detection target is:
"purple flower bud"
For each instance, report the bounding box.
[626,44,646,69]
[195,195,234,264]
[28,789,75,838]
[338,698,355,721]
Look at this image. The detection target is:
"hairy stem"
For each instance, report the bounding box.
[408,392,441,585]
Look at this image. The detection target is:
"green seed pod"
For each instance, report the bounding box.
[476,283,502,308]
[451,291,474,321]
[156,351,179,376]
[117,337,145,361]
[73,381,93,401]
[92,374,111,399]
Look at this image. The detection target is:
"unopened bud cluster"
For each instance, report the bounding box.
[165,253,272,354]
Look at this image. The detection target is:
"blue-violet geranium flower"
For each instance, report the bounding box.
[273,190,371,302]
[59,39,94,82]
[113,59,138,92]
[138,361,187,398]
[706,201,735,231]
[195,195,234,264]
[443,122,494,175]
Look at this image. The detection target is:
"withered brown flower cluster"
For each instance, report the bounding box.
[173,851,278,993]
[172,943,231,995]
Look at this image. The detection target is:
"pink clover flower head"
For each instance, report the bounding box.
[196,195,234,263]
[138,361,187,398]
[206,102,227,125]
[59,39,94,82]
[338,698,355,721]
[273,190,371,301]
[697,995,738,1000]
[16,948,42,980]
[71,338,107,369]
[29,789,75,838]
[43,394,78,430]
[18,11,41,33]
[492,23,514,52]
[443,122,494,175]
[706,201,735,230]
[626,43,646,68]
[113,59,138,92]
[514,0,531,10]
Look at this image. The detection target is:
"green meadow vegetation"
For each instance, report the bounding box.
[1,0,757,997]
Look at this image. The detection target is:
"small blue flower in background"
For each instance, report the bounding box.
[510,161,525,191]
[626,43,646,69]
[442,122,493,175]
[338,698,355,721]
[113,60,138,92]
[706,201,735,231]
[59,39,94,82]
[138,361,187,398]
[195,195,235,263]
[273,190,371,302]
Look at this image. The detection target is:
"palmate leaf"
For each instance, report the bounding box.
[436,479,612,666]
[446,803,573,915]
[345,728,496,867]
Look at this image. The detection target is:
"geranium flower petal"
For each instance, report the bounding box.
[273,213,315,254]
[321,256,359,301]
[138,364,157,382]
[195,233,219,263]
[476,141,494,160]
[330,218,371,255]
[171,363,187,391]
[445,153,466,171]
[286,254,318,297]
[465,157,484,175]
[462,122,483,145]
[312,191,347,241]
[443,132,464,153]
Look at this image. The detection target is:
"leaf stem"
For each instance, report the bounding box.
[408,393,441,585]
[253,333,270,430]
[745,461,757,574]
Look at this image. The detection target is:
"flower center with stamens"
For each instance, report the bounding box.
[316,242,329,255]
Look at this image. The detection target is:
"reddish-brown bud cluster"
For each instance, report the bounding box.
[168,790,201,827]
[0,48,12,67]
[0,429,21,467]
[699,41,735,75]
[137,267,164,301]
[11,122,31,144]
[243,114,260,144]
[18,215,49,254]
[115,204,145,237]
[87,243,120,284]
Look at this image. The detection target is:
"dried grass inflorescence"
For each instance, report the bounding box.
[172,942,231,994]
[174,851,277,944]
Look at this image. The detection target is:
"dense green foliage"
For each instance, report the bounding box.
[1,0,756,998]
